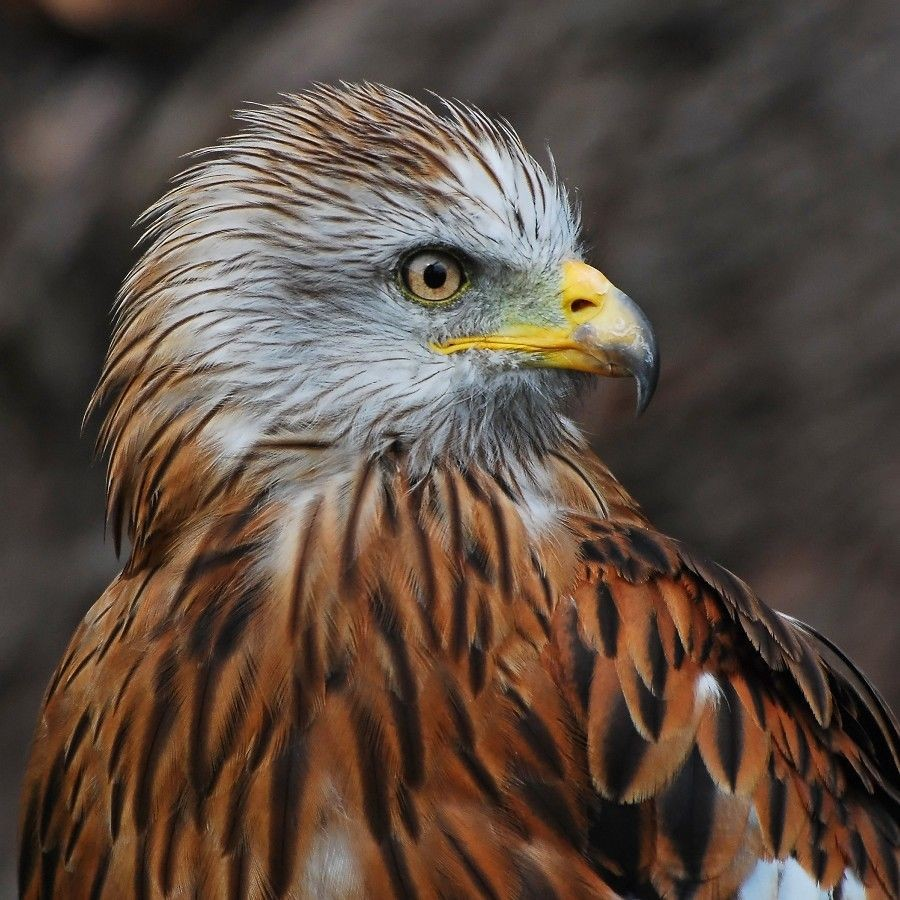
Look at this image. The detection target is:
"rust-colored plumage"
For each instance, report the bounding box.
[19,84,899,899]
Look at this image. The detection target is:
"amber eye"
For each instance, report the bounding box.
[400,249,466,303]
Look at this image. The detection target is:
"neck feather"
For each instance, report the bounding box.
[94,389,643,569]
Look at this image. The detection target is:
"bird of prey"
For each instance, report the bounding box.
[19,84,898,899]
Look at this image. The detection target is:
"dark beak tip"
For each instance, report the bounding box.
[633,346,660,417]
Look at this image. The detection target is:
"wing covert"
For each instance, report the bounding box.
[555,516,900,898]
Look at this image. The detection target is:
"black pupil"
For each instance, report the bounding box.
[422,261,448,290]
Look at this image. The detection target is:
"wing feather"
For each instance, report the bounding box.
[561,516,900,897]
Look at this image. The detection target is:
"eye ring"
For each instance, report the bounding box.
[399,249,468,304]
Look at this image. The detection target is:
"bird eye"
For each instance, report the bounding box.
[400,249,466,303]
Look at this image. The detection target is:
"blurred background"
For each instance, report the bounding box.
[1,0,897,889]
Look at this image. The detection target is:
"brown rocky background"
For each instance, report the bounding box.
[1,0,897,888]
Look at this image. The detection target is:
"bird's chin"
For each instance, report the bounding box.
[473,360,584,410]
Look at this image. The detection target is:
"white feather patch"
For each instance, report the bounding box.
[737,858,867,899]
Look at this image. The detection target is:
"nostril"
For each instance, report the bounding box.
[569,298,596,314]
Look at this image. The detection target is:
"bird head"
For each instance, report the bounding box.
[92,84,657,547]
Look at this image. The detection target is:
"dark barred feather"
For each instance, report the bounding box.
[20,449,899,898]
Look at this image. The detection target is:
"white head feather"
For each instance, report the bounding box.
[93,84,591,546]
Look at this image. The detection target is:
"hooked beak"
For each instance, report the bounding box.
[431,260,659,414]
